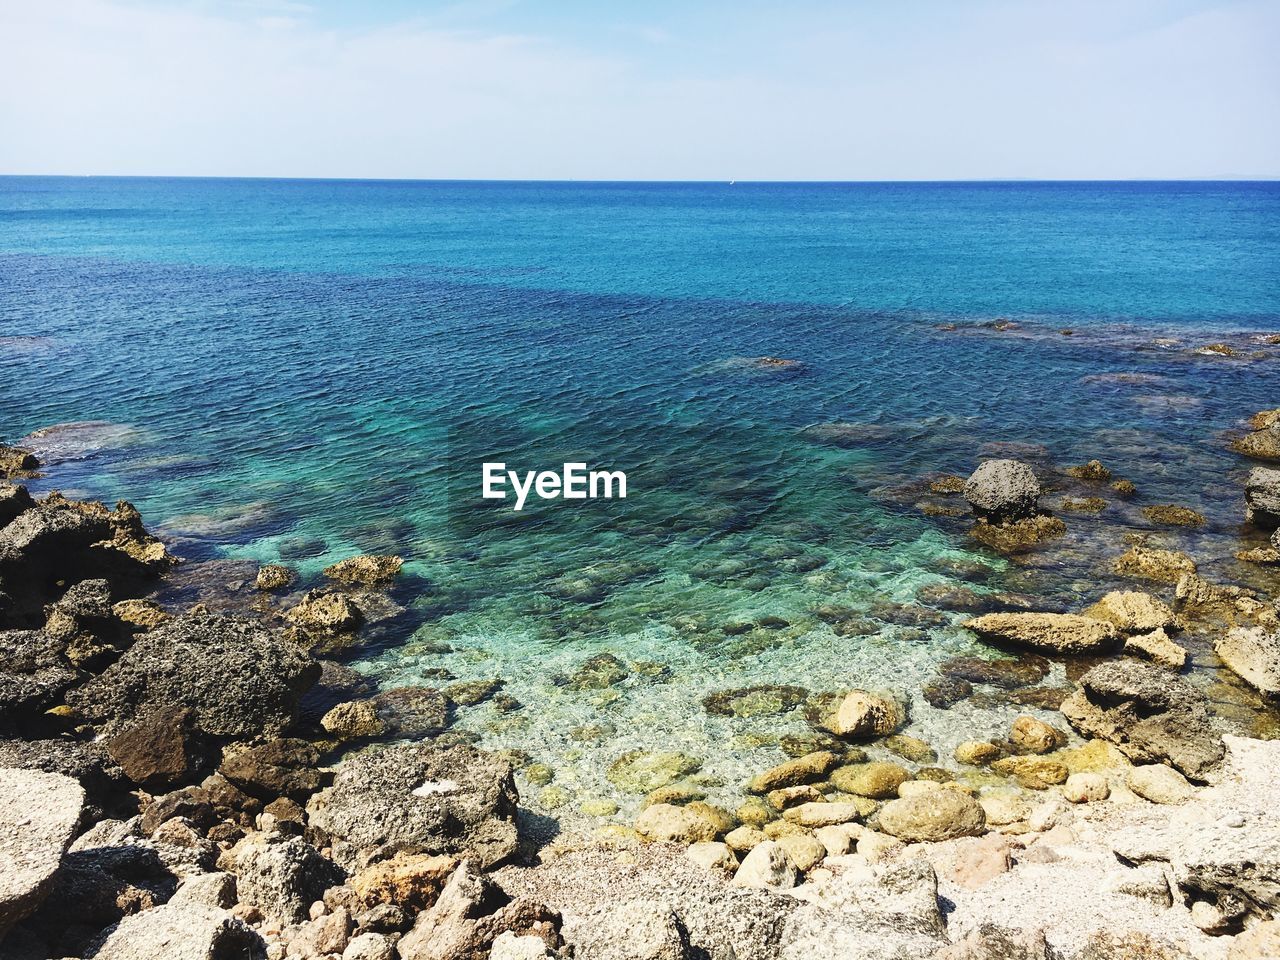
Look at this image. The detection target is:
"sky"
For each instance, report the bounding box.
[0,0,1277,180]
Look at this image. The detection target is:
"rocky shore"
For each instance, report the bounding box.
[2,408,1280,960]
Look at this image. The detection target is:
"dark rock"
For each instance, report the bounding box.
[297,659,377,725]
[307,743,519,870]
[219,739,325,802]
[703,684,809,718]
[68,614,319,741]
[443,678,505,706]
[1060,660,1225,780]
[0,445,39,478]
[140,786,216,834]
[941,655,1050,689]
[0,629,80,727]
[963,460,1041,522]
[923,675,974,709]
[106,707,209,790]
[568,653,630,689]
[1245,467,1280,528]
[369,686,453,738]
[0,482,35,528]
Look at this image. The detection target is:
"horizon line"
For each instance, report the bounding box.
[1,174,1278,185]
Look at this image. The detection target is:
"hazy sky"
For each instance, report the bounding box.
[2,0,1277,180]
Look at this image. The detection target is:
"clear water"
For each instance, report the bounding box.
[2,178,1279,824]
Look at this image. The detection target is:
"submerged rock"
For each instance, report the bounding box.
[963,460,1041,522]
[941,654,1050,689]
[1113,546,1197,584]
[607,750,702,794]
[703,684,808,718]
[254,564,296,591]
[1231,417,1280,461]
[964,612,1119,655]
[747,751,839,794]
[821,690,904,739]
[1124,628,1188,670]
[1066,460,1112,482]
[1060,660,1224,780]
[970,515,1066,553]
[307,742,519,870]
[1141,505,1207,527]
[286,589,364,634]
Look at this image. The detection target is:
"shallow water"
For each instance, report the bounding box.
[2,178,1279,824]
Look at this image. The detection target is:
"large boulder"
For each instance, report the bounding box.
[0,768,86,941]
[68,615,319,741]
[964,612,1119,655]
[0,445,39,479]
[1060,660,1224,780]
[0,629,79,728]
[962,460,1041,522]
[307,743,519,870]
[1214,627,1280,696]
[88,903,264,960]
[1245,467,1280,528]
[0,740,126,819]
[0,482,35,528]
[1232,420,1280,461]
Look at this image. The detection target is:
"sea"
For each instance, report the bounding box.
[2,177,1279,822]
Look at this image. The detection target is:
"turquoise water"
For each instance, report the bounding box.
[2,178,1279,821]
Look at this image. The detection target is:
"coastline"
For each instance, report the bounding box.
[2,400,1279,959]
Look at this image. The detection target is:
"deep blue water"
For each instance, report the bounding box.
[2,177,1278,818]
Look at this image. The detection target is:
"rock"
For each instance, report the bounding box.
[288,905,353,957]
[106,706,207,790]
[824,690,903,738]
[606,750,702,794]
[1245,467,1280,527]
[942,654,1049,688]
[0,445,39,478]
[321,700,386,740]
[1101,862,1173,907]
[324,555,403,585]
[946,834,1013,890]
[68,614,319,741]
[1142,505,1207,527]
[229,833,342,924]
[1067,460,1112,482]
[307,742,519,870]
[219,739,324,802]
[992,754,1069,790]
[702,684,807,717]
[1112,479,1138,498]
[923,675,973,708]
[1232,420,1280,461]
[876,791,986,841]
[287,589,364,633]
[1060,660,1225,780]
[954,741,1002,766]
[732,840,797,888]
[777,833,826,872]
[350,852,457,911]
[88,903,263,960]
[1125,628,1188,670]
[685,841,737,873]
[1229,920,1280,960]
[1113,546,1197,583]
[784,802,863,828]
[964,612,1119,655]
[112,598,169,630]
[395,861,562,960]
[1215,627,1280,696]
[0,628,80,725]
[970,515,1066,553]
[0,769,85,940]
[572,899,689,960]
[767,784,822,809]
[368,686,452,738]
[634,804,719,844]
[1063,772,1110,803]
[344,932,397,960]
[1009,716,1064,754]
[0,482,35,529]
[1128,764,1196,804]
[979,792,1032,826]
[963,460,1041,522]
[747,751,839,793]
[169,872,237,910]
[933,924,1048,959]
[831,761,912,799]
[254,565,296,591]
[779,859,947,958]
[1084,591,1176,633]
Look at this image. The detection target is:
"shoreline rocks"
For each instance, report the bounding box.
[963,612,1119,655]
